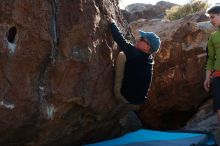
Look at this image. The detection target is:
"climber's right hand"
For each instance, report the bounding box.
[106,15,115,24]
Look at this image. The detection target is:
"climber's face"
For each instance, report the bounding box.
[209,13,220,27]
[135,37,151,53]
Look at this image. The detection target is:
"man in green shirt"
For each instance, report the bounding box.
[204,6,220,127]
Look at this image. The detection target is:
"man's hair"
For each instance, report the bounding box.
[207,6,220,14]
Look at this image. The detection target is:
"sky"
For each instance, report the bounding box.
[119,0,220,9]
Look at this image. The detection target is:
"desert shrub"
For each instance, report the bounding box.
[166,0,209,20]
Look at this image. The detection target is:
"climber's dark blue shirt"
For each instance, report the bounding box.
[110,22,154,104]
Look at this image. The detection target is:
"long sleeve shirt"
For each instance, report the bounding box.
[206,27,220,71]
[110,22,153,104]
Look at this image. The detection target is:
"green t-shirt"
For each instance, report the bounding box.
[206,27,220,71]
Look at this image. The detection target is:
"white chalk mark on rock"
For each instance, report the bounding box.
[7,42,16,54]
[0,100,15,109]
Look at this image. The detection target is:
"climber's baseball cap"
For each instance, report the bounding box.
[139,30,161,53]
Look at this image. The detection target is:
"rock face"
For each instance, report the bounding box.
[0,1,141,145]
[184,99,219,132]
[129,11,215,130]
[122,1,176,23]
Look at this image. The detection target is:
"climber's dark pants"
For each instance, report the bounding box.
[213,77,220,112]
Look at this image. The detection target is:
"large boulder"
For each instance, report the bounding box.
[0,0,141,145]
[129,11,215,130]
[122,1,176,23]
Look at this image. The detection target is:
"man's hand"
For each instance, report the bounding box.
[106,15,115,24]
[204,70,212,92]
[204,78,211,92]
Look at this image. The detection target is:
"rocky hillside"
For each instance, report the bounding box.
[122,1,176,23]
[0,1,141,146]
[129,11,214,130]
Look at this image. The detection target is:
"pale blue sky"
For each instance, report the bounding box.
[119,0,219,9]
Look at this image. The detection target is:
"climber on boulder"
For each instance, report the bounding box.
[107,17,161,109]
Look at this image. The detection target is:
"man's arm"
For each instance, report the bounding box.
[206,35,215,70]
[204,70,212,92]
[110,22,130,51]
[204,35,214,92]
[108,18,138,59]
